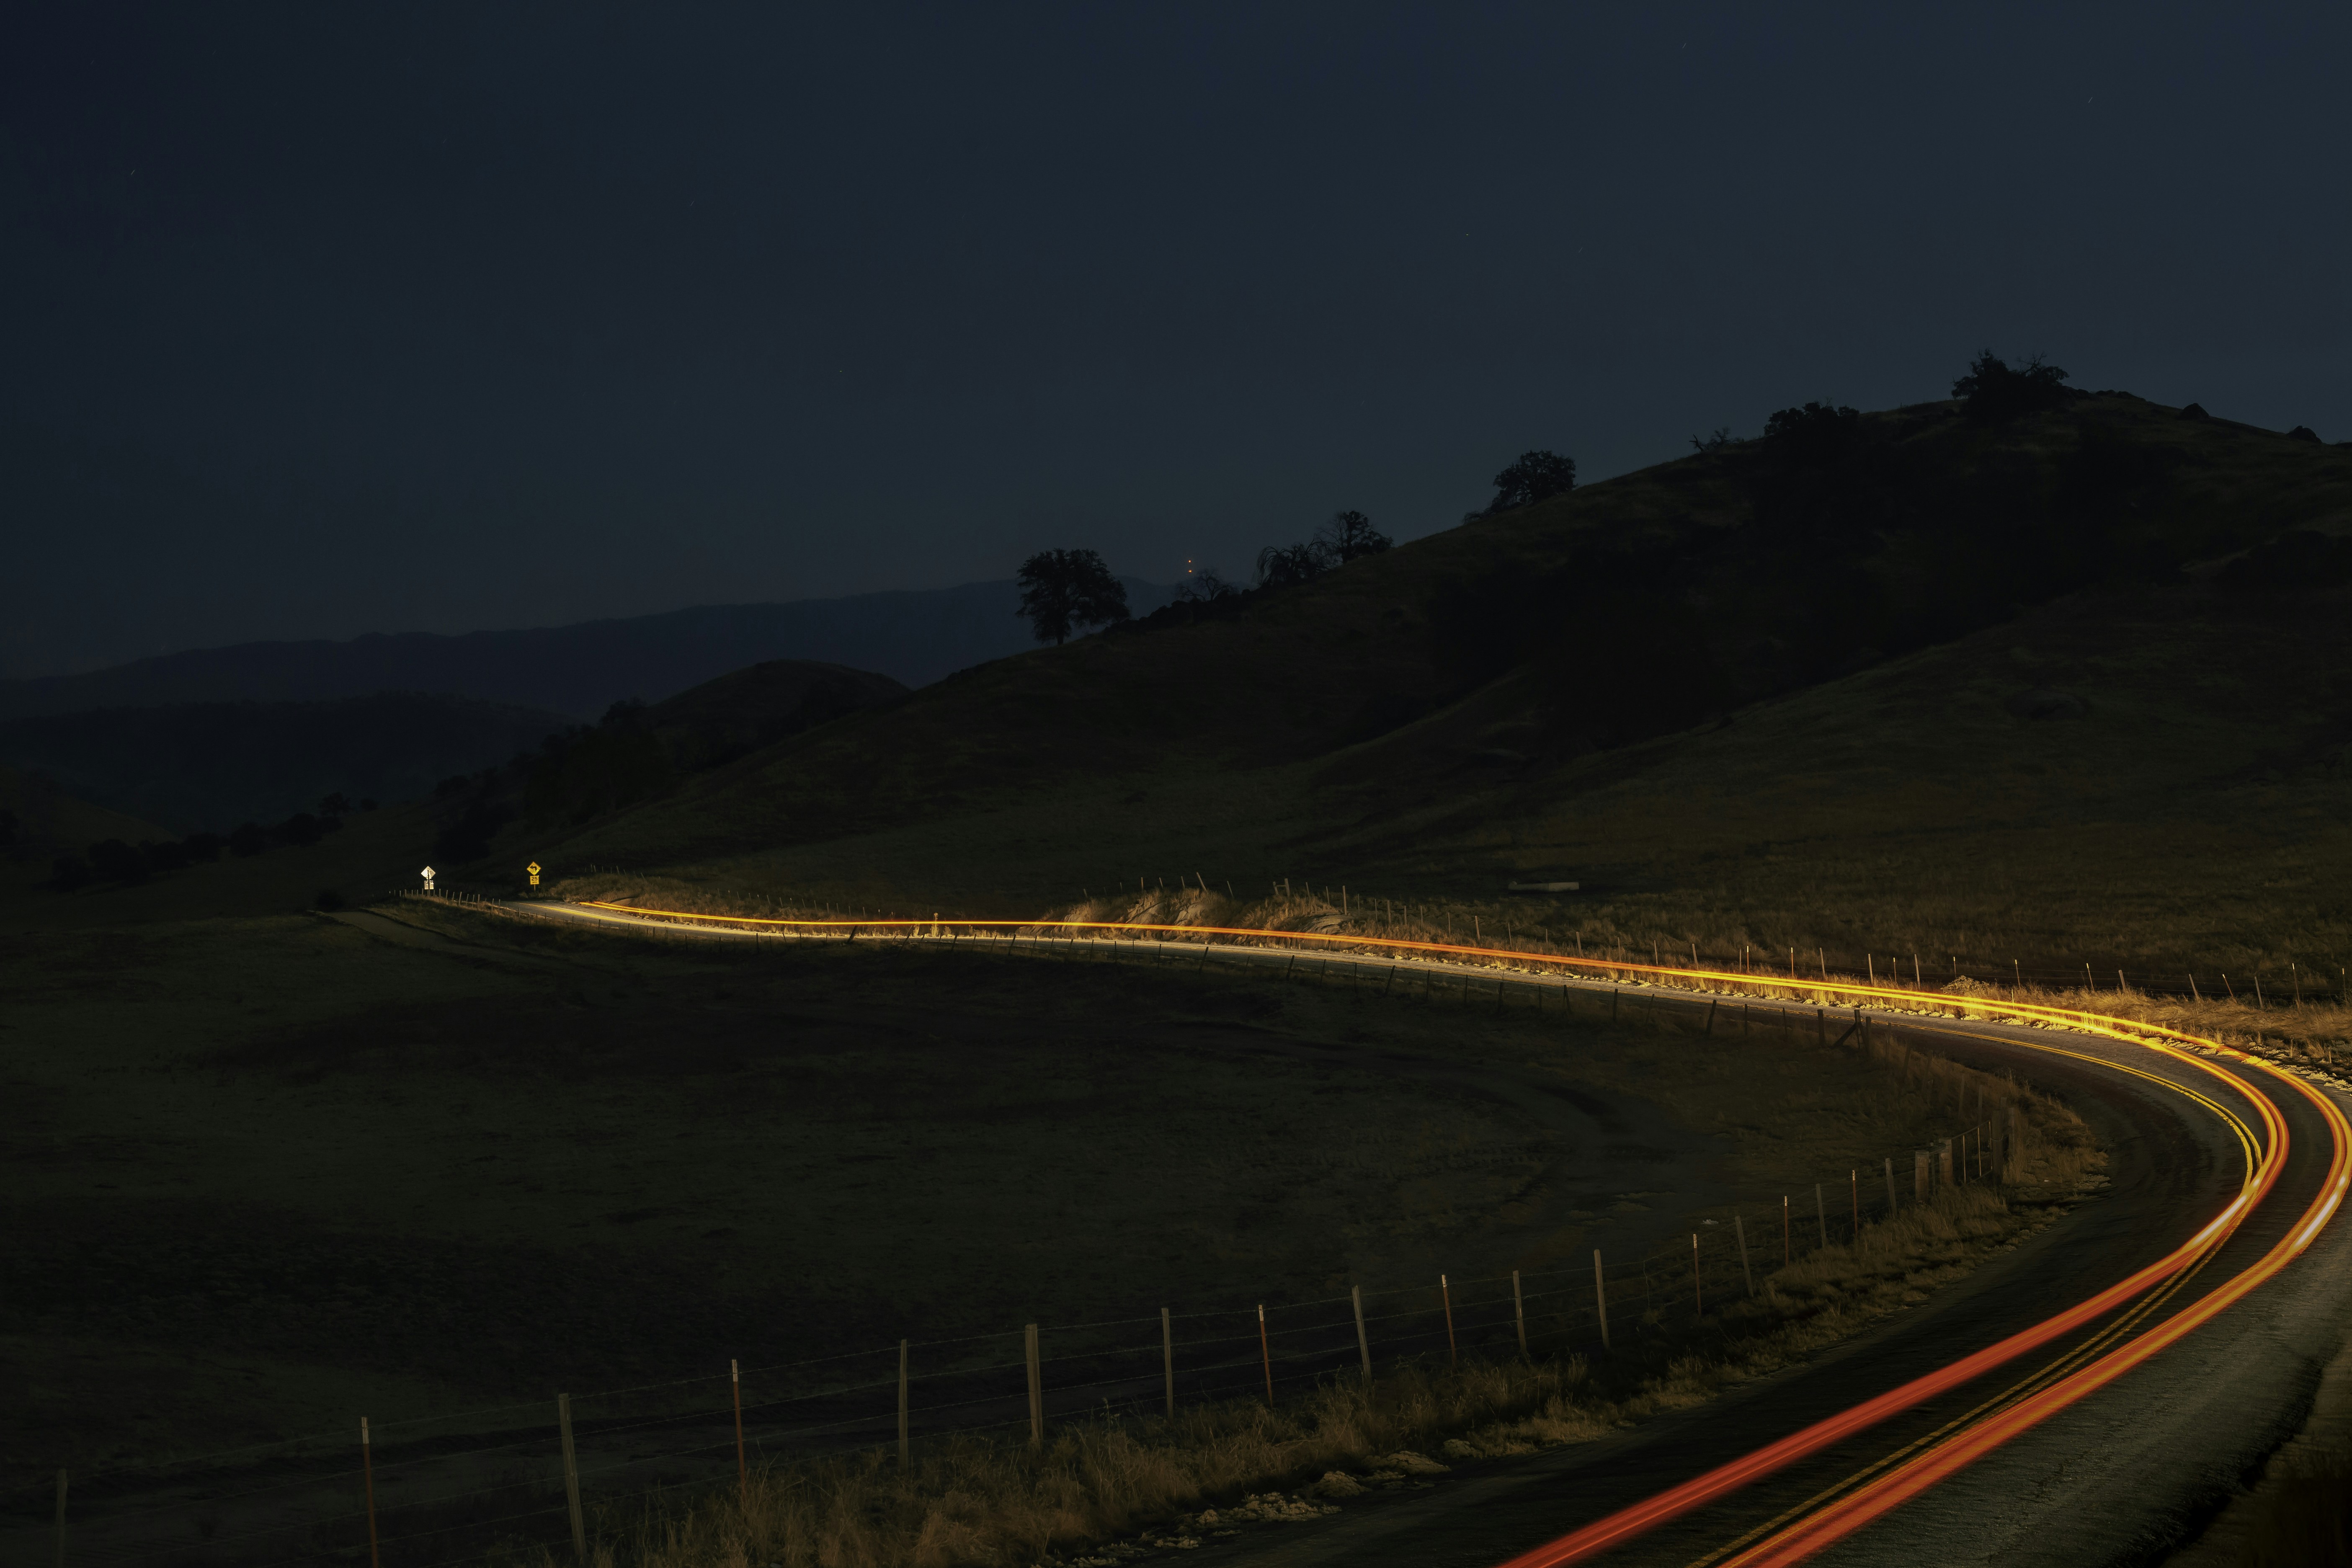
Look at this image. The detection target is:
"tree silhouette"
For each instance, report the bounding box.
[1173,568,1240,603]
[1313,509,1393,562]
[1952,351,2071,422]
[1016,548,1130,645]
[1762,402,1861,467]
[1255,542,1328,589]
[1485,450,1577,513]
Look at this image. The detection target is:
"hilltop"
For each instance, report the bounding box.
[509,389,2352,980]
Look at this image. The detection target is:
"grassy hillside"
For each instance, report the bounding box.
[0,692,572,832]
[0,765,170,857]
[495,392,2351,977]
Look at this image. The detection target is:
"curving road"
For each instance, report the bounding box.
[493,898,2352,1566]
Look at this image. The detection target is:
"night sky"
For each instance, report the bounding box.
[3,3,2342,677]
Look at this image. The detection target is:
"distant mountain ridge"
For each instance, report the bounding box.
[0,578,1177,723]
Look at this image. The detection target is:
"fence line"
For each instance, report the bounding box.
[5,900,2060,1562]
[8,1100,2019,1568]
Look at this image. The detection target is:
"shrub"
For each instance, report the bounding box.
[1951,351,2071,422]
[1255,542,1329,589]
[1484,449,1577,513]
[85,839,149,883]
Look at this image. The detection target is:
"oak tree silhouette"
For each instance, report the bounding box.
[1485,450,1577,513]
[1952,351,2071,422]
[1016,548,1130,644]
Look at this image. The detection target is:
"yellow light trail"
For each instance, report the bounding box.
[566,898,2347,1562]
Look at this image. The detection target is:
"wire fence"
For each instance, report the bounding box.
[0,897,2051,1564]
[4,1088,2018,1568]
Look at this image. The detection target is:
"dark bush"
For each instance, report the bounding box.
[1171,569,1242,604]
[1313,510,1392,562]
[50,854,92,891]
[181,832,224,862]
[436,800,514,861]
[142,839,192,874]
[2288,425,2321,443]
[228,822,268,856]
[1952,351,2072,422]
[1762,403,1861,468]
[85,839,150,883]
[314,887,346,911]
[433,774,471,798]
[1255,542,1329,589]
[0,808,16,848]
[1484,450,1577,513]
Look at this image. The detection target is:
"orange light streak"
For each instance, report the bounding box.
[565,897,2340,1565]
[1713,1048,2351,1567]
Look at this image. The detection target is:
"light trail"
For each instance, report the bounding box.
[555,898,2348,1562]
[1487,1019,2287,1568]
[1707,1048,2351,1568]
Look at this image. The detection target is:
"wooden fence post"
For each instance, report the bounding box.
[1025,1324,1044,1446]
[558,1395,586,1563]
[1258,1305,1275,1404]
[1163,1308,1177,1415]
[1351,1287,1372,1385]
[1512,1270,1529,1358]
[1593,1251,1611,1351]
[1850,1169,1859,1238]
[1815,1185,1828,1250]
[1782,1195,1791,1264]
[731,1359,747,1504]
[361,1417,381,1568]
[52,1469,66,1568]
[1734,1215,1754,1295]
[1691,1233,1703,1316]
[1884,1155,1897,1215]
[1440,1275,1457,1368]
[898,1341,911,1467]
[1914,1148,1932,1200]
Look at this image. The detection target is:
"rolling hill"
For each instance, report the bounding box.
[0,578,1177,722]
[0,693,573,833]
[508,389,2352,979]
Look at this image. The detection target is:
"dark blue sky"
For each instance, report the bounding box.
[2,2,2342,676]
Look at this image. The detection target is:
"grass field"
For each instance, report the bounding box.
[0,891,2061,1506]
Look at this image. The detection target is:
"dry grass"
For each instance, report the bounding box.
[521,1178,2073,1568]
[2239,1449,2352,1567]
